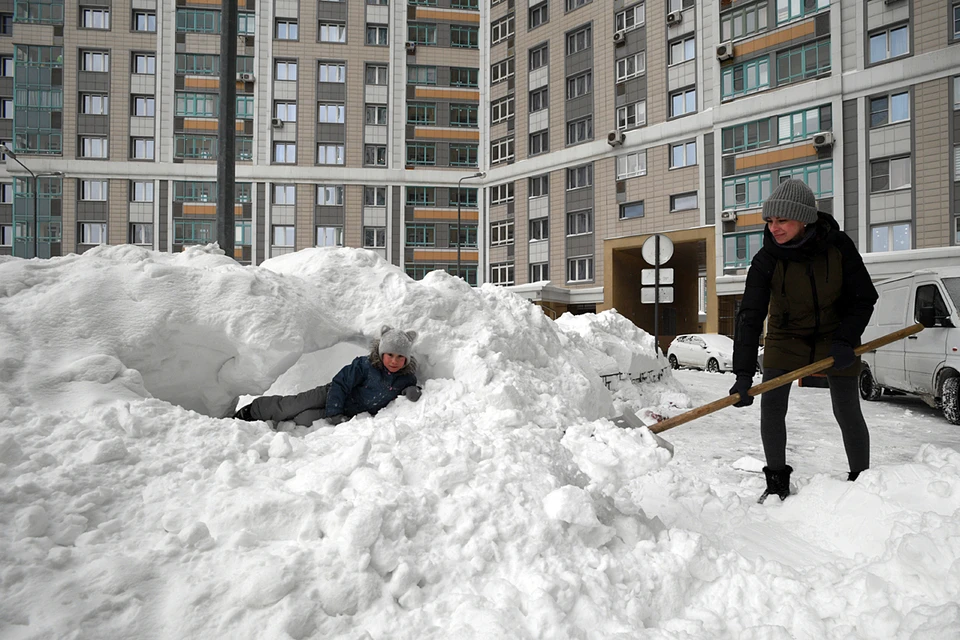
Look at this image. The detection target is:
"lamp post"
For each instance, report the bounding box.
[0,144,38,258]
[456,170,485,283]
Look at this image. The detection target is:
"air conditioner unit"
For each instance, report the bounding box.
[238,73,255,82]
[883,0,900,5]
[613,31,626,45]
[607,130,625,147]
[271,117,284,128]
[666,11,682,25]
[812,131,835,149]
[720,210,738,222]
[405,42,417,54]
[716,42,734,61]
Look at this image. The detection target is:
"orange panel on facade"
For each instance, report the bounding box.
[413,127,480,141]
[413,8,480,23]
[184,77,219,90]
[733,21,815,57]
[735,144,817,171]
[182,204,217,216]
[414,87,480,101]
[183,118,219,131]
[413,208,479,221]
[413,250,479,261]
[735,212,766,227]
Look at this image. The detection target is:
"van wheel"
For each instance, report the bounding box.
[706,358,720,373]
[859,367,882,401]
[669,355,679,370]
[941,377,960,425]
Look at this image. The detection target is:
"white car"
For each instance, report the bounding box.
[667,333,735,373]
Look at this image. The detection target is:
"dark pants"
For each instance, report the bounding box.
[760,368,870,474]
[247,384,330,426]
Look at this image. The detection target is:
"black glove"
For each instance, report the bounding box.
[326,414,348,425]
[829,341,856,370]
[729,374,754,407]
[402,386,422,402]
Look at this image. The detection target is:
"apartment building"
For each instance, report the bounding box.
[0,0,958,350]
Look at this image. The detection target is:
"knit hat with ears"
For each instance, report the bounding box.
[378,325,417,358]
[762,178,819,225]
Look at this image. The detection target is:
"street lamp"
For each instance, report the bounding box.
[0,144,38,258]
[456,171,485,283]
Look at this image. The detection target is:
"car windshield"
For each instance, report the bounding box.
[941,278,960,312]
[699,334,734,351]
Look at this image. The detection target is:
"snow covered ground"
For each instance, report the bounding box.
[1,245,959,639]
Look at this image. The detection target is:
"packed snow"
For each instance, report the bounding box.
[1,245,959,639]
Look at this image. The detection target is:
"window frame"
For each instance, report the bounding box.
[619,201,644,220]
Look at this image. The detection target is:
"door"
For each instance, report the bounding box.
[689,336,708,368]
[871,283,909,390]
[905,282,952,395]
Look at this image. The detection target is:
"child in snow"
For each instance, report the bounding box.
[233,325,421,426]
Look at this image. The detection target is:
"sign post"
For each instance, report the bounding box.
[641,234,674,357]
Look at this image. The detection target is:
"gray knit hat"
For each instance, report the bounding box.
[378,325,417,358]
[762,179,818,224]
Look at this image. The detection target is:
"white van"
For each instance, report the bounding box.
[859,268,960,423]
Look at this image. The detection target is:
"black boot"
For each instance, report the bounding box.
[233,404,254,421]
[758,465,793,504]
[847,469,864,482]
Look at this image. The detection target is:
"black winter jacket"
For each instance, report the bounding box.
[732,212,878,377]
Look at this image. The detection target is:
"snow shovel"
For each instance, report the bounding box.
[648,322,925,435]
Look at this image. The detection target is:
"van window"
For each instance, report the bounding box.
[942,278,960,310]
[915,285,950,322]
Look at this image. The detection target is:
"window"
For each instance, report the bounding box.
[273,226,295,247]
[869,92,910,127]
[273,184,295,204]
[131,181,154,202]
[408,22,437,45]
[175,135,217,159]
[721,2,768,41]
[871,223,911,252]
[366,24,388,45]
[82,51,109,72]
[176,8,220,33]
[870,157,911,192]
[671,192,698,211]
[405,187,435,207]
[365,187,387,207]
[617,150,647,179]
[0,13,10,35]
[566,71,592,99]
[319,62,346,83]
[723,232,764,268]
[668,0,694,11]
[80,137,108,158]
[566,26,591,55]
[778,106,823,142]
[567,256,593,283]
[237,12,256,35]
[237,96,255,119]
[722,119,772,153]
[721,58,770,99]
[490,220,514,246]
[451,25,479,48]
[133,96,155,117]
[274,143,296,163]
[529,2,548,29]
[450,104,478,128]
[616,102,646,130]
[363,64,388,87]
[80,180,108,201]
[529,175,549,198]
[82,8,109,29]
[529,87,548,112]
[450,67,478,87]
[616,52,645,82]
[317,144,345,165]
[491,96,515,123]
[134,11,157,32]
[317,185,344,206]
[529,44,548,71]
[491,15,514,44]
[489,183,514,205]
[406,142,436,166]
[365,105,387,125]
[669,37,695,65]
[530,218,549,240]
[449,144,478,167]
[79,223,107,245]
[450,188,478,207]
[955,145,960,181]
[276,19,298,40]
[616,3,645,32]
[364,145,387,166]
[317,104,345,123]
[0,57,11,77]
[276,60,297,81]
[133,53,155,75]
[319,22,346,43]
[567,209,592,235]
[405,224,436,247]
[0,99,11,119]
[620,201,644,220]
[670,141,697,168]
[723,172,773,210]
[176,54,219,75]
[566,0,592,10]
[567,164,593,190]
[490,263,515,286]
[777,39,830,83]
[176,93,217,117]
[130,224,153,246]
[776,0,828,23]
[0,183,10,203]
[567,117,593,144]
[364,227,386,248]
[491,137,514,164]
[491,58,515,84]
[530,263,549,282]
[955,2,960,39]
[275,102,297,122]
[529,131,549,156]
[670,88,696,117]
[451,224,478,248]
[132,138,154,159]
[779,160,833,197]
[453,0,478,8]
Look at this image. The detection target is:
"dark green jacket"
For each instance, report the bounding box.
[733,212,878,377]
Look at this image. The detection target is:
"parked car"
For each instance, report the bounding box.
[859,268,960,423]
[667,334,734,373]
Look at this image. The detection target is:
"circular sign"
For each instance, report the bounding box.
[641,234,674,266]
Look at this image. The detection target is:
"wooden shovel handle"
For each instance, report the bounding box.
[648,322,924,434]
